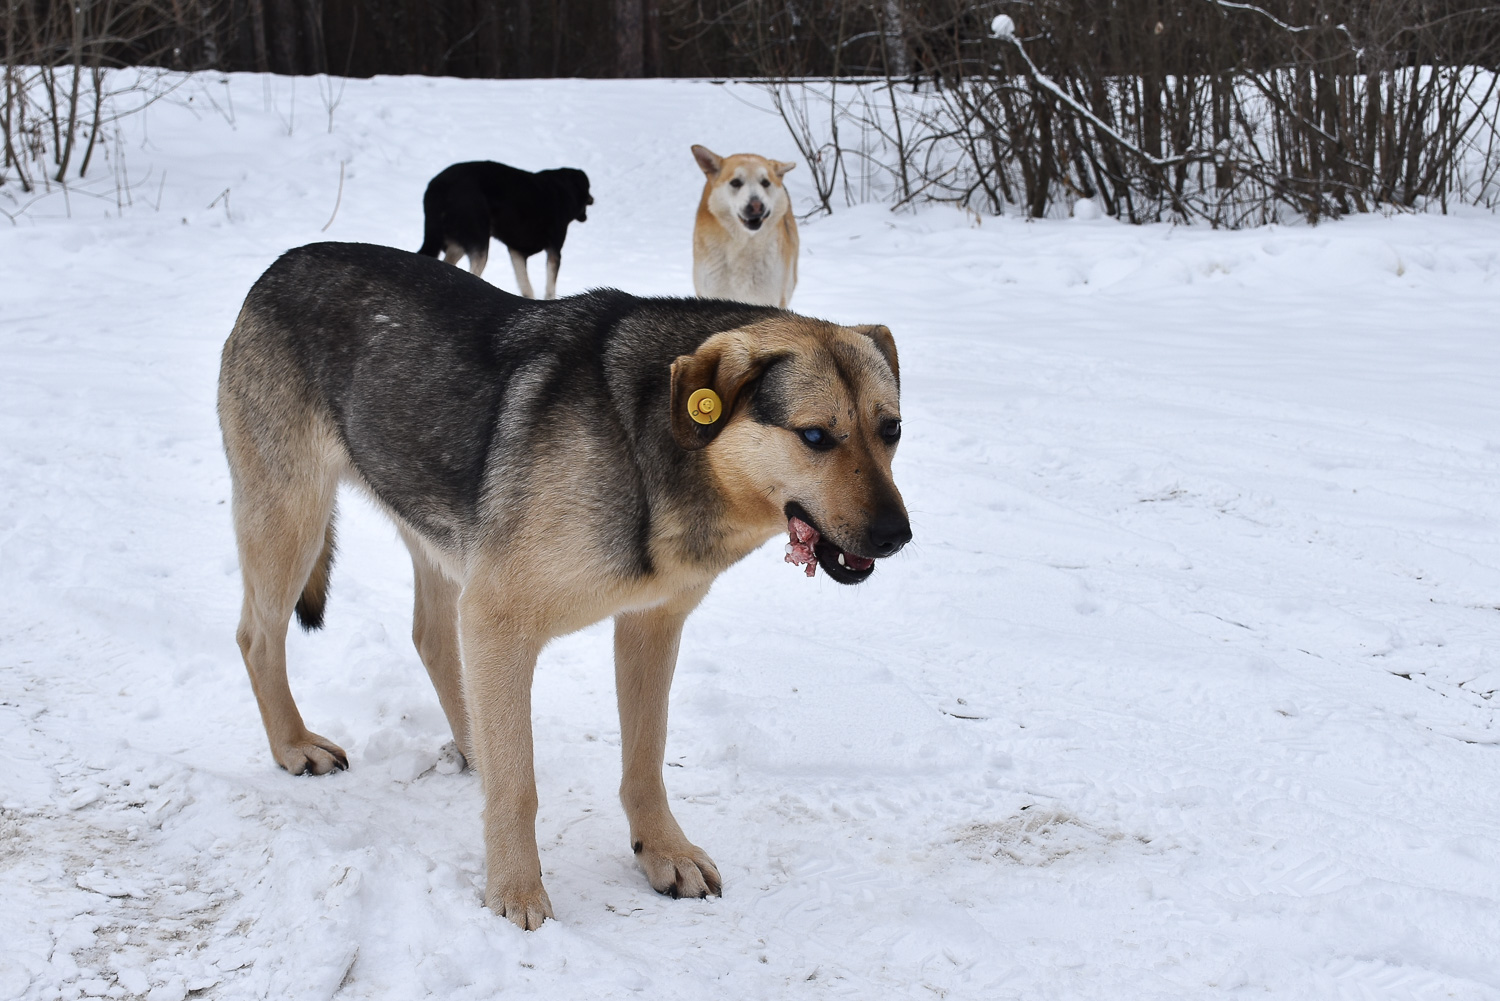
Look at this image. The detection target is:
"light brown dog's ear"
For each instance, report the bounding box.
[691,145,723,178]
[853,324,899,387]
[670,329,777,450]
[773,159,797,178]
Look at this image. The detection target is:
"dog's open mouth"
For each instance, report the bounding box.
[739,213,765,231]
[783,504,876,585]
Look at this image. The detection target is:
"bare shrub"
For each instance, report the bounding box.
[2,2,191,213]
[732,0,1500,225]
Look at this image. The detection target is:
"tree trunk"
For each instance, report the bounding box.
[615,0,642,78]
[881,0,908,78]
[515,0,532,77]
[643,0,659,76]
[248,0,269,72]
[301,0,327,74]
[265,0,299,73]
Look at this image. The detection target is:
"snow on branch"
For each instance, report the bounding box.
[994,31,1210,171]
[1200,0,1313,33]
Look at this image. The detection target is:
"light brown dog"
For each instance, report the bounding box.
[218,242,909,929]
[691,145,799,308]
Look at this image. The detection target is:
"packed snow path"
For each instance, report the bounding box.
[2,75,1498,1000]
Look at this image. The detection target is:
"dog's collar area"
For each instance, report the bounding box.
[783,503,876,585]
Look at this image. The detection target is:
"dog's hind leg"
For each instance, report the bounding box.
[467,246,489,278]
[442,242,464,266]
[614,588,721,900]
[543,249,560,300]
[508,248,535,299]
[404,531,471,762]
[228,461,348,776]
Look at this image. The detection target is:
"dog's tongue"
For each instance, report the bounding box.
[784,517,819,577]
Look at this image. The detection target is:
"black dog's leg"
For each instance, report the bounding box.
[508,248,536,299]
[466,244,489,278]
[544,248,561,300]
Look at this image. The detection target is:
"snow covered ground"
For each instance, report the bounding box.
[3,73,1500,1001]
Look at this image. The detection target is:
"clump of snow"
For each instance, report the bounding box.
[3,71,1500,1000]
[1072,196,1102,221]
[990,13,1016,39]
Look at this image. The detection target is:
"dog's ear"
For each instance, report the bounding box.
[691,145,723,178]
[852,324,899,387]
[669,328,778,450]
[772,159,797,179]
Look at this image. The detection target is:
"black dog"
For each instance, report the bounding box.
[417,161,592,299]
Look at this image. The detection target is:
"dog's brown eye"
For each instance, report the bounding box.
[760,179,771,189]
[798,427,835,451]
[729,179,743,189]
[880,419,902,444]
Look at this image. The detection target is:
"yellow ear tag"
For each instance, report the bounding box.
[688,388,723,425]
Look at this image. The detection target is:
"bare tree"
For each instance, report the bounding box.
[616,0,643,76]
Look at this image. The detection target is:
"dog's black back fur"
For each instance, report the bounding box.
[243,243,777,564]
[417,161,592,262]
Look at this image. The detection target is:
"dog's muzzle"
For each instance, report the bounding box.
[783,503,908,585]
[740,201,767,231]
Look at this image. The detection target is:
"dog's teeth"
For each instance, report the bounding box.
[785,544,796,555]
[838,553,846,566]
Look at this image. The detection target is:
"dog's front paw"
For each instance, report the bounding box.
[485,879,554,930]
[274,730,348,775]
[633,839,722,899]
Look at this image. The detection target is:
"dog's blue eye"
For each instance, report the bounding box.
[799,427,834,450]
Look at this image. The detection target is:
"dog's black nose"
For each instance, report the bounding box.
[868,510,912,557]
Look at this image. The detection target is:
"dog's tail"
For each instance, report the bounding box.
[417,183,444,257]
[293,509,337,631]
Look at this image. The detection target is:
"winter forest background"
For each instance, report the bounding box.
[6,0,1500,225]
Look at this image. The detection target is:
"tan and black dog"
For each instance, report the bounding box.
[217,242,909,929]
